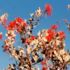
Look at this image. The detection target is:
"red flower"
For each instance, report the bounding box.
[45,34,52,42]
[42,66,47,70]
[16,26,22,32]
[45,4,52,16]
[58,31,65,39]
[15,17,27,27]
[31,36,35,40]
[15,17,23,23]
[51,24,58,30]
[0,32,2,40]
[46,29,56,41]
[21,21,27,27]
[25,38,30,44]
[8,21,16,30]
[47,29,55,35]
[15,17,27,32]
[25,36,35,44]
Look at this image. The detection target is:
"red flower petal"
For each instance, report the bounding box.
[46,29,56,41]
[58,31,65,39]
[8,21,16,30]
[15,17,23,23]
[31,36,35,40]
[42,67,47,70]
[0,32,2,40]
[15,17,27,30]
[25,38,30,44]
[45,4,52,16]
[45,34,52,42]
[51,24,58,30]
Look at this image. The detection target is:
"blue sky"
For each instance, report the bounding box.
[0,0,70,70]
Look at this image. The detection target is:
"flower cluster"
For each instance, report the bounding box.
[0,3,70,70]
